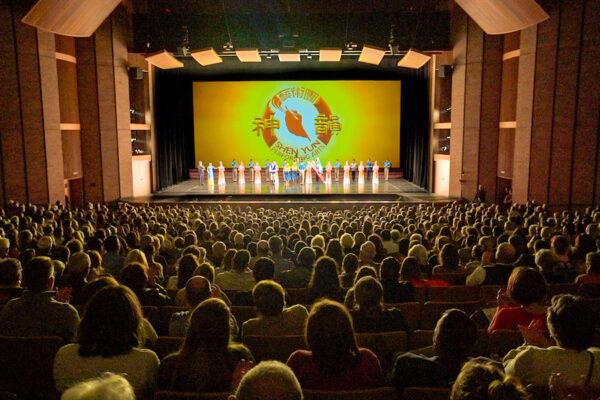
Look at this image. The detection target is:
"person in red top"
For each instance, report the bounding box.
[286,299,384,391]
[488,267,547,333]
[400,256,449,288]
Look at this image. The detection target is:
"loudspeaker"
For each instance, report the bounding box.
[437,65,453,78]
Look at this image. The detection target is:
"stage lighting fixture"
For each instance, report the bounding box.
[145,50,184,69]
[319,48,342,62]
[358,44,386,65]
[191,47,223,66]
[278,52,300,62]
[455,0,549,34]
[235,49,261,62]
[397,49,431,69]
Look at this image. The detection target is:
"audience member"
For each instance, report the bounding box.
[306,256,344,303]
[350,276,407,333]
[60,373,135,400]
[234,360,303,400]
[280,247,316,288]
[215,249,255,291]
[380,256,414,303]
[450,360,528,400]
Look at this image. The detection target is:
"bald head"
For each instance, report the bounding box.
[234,361,302,400]
[186,276,211,307]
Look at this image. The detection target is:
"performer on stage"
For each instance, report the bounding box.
[325,161,333,184]
[197,160,205,186]
[291,159,298,182]
[207,162,215,186]
[254,163,261,185]
[231,159,238,182]
[282,160,290,183]
[248,159,256,182]
[358,161,365,185]
[343,161,350,185]
[372,161,380,185]
[238,162,245,184]
[334,159,341,182]
[218,161,226,185]
[270,160,279,184]
[350,159,357,181]
[298,160,306,184]
[305,160,312,185]
[383,159,392,181]
[265,160,272,181]
[366,158,373,181]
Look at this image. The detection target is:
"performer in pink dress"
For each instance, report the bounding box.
[372,161,380,185]
[343,161,351,185]
[238,162,245,184]
[217,161,226,185]
[305,161,312,185]
[325,161,333,184]
[254,163,261,185]
[358,161,365,185]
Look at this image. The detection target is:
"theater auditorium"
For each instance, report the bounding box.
[0,1,599,400]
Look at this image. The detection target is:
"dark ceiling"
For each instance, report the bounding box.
[127,0,451,54]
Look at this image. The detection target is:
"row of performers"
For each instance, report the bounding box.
[196,159,393,186]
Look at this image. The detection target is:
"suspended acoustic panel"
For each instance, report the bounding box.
[191,48,223,66]
[278,52,301,62]
[358,45,386,65]
[145,51,184,70]
[22,0,121,37]
[236,49,261,62]
[397,49,431,69]
[455,0,549,35]
[319,48,342,62]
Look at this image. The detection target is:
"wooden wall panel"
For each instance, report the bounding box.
[57,60,80,123]
[61,131,83,180]
[449,6,468,198]
[55,35,75,56]
[548,0,584,207]
[461,19,484,201]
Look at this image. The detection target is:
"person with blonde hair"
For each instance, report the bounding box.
[234,360,303,400]
[450,360,528,400]
[60,372,135,400]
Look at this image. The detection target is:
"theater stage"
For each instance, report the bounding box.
[129,177,452,205]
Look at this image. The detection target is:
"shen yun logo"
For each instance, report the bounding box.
[252,87,341,160]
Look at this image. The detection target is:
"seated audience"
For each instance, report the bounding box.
[269,236,294,279]
[60,372,135,400]
[60,252,91,305]
[344,265,378,309]
[287,299,384,390]
[536,248,572,284]
[380,256,414,303]
[0,256,79,342]
[53,285,159,394]
[466,243,517,285]
[400,256,449,288]
[575,252,600,284]
[119,262,171,307]
[488,267,547,333]
[232,257,276,305]
[450,359,529,400]
[339,253,359,288]
[280,247,316,289]
[307,256,344,303]
[432,243,462,275]
[242,280,308,339]
[234,360,302,400]
[392,309,477,390]
[504,294,600,387]
[0,257,22,306]
[215,249,255,291]
[167,253,200,290]
[102,235,125,277]
[350,276,407,333]
[159,298,254,392]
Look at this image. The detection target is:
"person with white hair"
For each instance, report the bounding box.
[61,373,135,400]
[233,361,303,400]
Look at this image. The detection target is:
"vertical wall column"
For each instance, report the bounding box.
[76,13,132,203]
[0,1,63,205]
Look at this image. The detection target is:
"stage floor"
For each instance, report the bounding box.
[129,178,453,205]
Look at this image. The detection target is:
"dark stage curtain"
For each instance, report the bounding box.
[154,69,195,189]
[400,68,430,189]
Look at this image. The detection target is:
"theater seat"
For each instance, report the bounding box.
[427,286,480,302]
[478,285,506,308]
[304,387,399,400]
[243,335,307,362]
[407,330,434,350]
[401,387,450,400]
[230,306,257,326]
[154,336,184,359]
[547,283,579,297]
[430,272,467,286]
[160,306,189,326]
[356,331,408,373]
[385,302,421,331]
[286,288,309,305]
[420,301,481,330]
[0,336,64,397]
[154,391,230,400]
[488,330,523,358]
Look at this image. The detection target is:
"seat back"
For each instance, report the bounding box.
[0,336,64,396]
[407,330,434,350]
[154,391,230,400]
[547,283,579,297]
[401,387,450,400]
[160,306,189,326]
[427,286,480,302]
[154,336,184,359]
[286,288,309,305]
[479,285,505,308]
[243,335,306,363]
[386,302,421,331]
[431,272,467,286]
[356,331,408,373]
[420,301,481,330]
[231,306,257,326]
[488,330,523,358]
[304,387,399,400]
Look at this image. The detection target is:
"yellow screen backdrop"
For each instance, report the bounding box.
[193,80,400,165]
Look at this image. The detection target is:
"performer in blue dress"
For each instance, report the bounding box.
[298,160,306,184]
[383,159,392,181]
[206,162,215,186]
[248,159,256,182]
[366,158,373,181]
[231,159,238,182]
